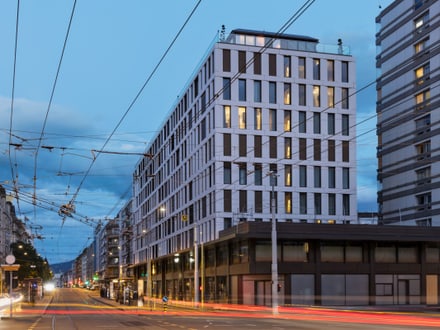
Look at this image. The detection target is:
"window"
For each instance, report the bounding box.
[269,136,277,158]
[342,141,349,162]
[415,89,430,110]
[299,138,307,160]
[342,194,350,216]
[342,114,349,135]
[254,108,262,130]
[341,61,349,83]
[223,105,231,128]
[313,58,320,80]
[298,57,306,79]
[238,106,246,129]
[416,192,431,210]
[299,111,306,133]
[269,82,277,104]
[327,60,334,81]
[255,191,263,212]
[327,87,335,108]
[224,190,232,212]
[269,109,277,131]
[238,50,246,73]
[239,79,246,101]
[416,140,431,159]
[314,139,321,161]
[285,192,292,214]
[253,52,261,74]
[328,167,335,188]
[269,54,277,76]
[284,56,291,77]
[328,193,336,215]
[341,88,349,109]
[223,49,231,72]
[300,193,307,214]
[314,166,321,188]
[415,114,431,134]
[314,193,322,215]
[414,11,429,33]
[239,134,247,156]
[284,137,291,159]
[239,190,247,213]
[414,38,429,54]
[284,83,291,105]
[223,162,231,184]
[284,110,291,132]
[269,164,277,186]
[313,85,320,107]
[254,135,262,157]
[415,63,430,85]
[328,140,335,162]
[299,84,306,106]
[254,80,262,102]
[327,113,335,134]
[313,112,321,134]
[285,164,292,186]
[299,165,307,187]
[416,167,431,185]
[239,163,247,185]
[223,78,231,100]
[342,168,350,189]
[254,163,263,185]
[223,133,231,156]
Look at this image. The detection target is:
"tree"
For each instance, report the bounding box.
[10,241,52,282]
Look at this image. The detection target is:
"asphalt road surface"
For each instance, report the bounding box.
[0,288,439,329]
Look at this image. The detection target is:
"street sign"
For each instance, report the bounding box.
[1,264,20,271]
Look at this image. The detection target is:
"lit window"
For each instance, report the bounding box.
[284,83,291,105]
[238,107,246,129]
[284,110,291,132]
[223,106,231,128]
[285,165,292,187]
[254,108,262,130]
[284,56,291,77]
[284,137,292,159]
[313,86,320,107]
[327,87,335,108]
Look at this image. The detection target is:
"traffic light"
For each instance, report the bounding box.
[277,284,282,292]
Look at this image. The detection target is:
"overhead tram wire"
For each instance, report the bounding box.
[68,0,203,209]
[31,0,77,216]
[7,0,21,212]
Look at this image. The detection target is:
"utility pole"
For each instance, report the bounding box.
[270,171,279,315]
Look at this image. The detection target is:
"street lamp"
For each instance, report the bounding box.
[194,222,199,307]
[269,171,279,315]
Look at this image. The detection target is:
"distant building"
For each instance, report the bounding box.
[376,0,440,225]
[132,28,357,304]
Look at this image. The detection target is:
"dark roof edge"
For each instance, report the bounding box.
[231,28,319,43]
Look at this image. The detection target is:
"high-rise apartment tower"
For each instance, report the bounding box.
[376,0,440,225]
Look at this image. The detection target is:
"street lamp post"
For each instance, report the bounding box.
[194,222,199,307]
[270,171,279,315]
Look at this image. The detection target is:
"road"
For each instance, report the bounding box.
[0,288,439,329]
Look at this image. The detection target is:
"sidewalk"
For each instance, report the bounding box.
[87,291,440,316]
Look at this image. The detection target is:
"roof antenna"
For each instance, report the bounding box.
[220,24,226,41]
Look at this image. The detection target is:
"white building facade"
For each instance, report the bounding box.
[132,29,357,265]
[376,0,440,225]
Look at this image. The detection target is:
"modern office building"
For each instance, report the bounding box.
[376,0,440,225]
[132,28,357,303]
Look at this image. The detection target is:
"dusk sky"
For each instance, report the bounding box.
[0,0,393,264]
